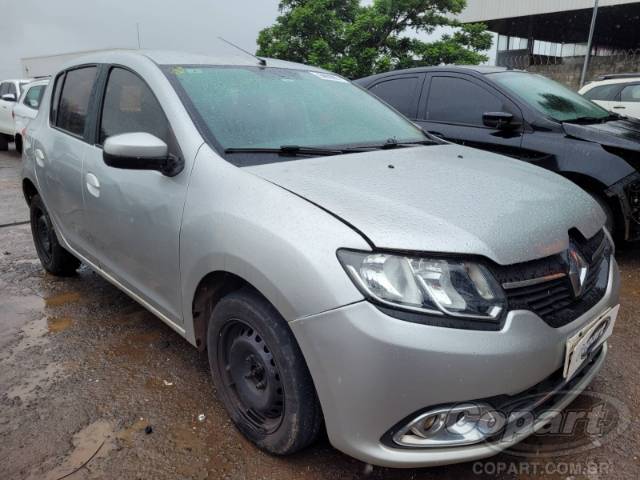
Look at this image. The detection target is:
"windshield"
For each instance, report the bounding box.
[488,71,610,123]
[164,65,426,151]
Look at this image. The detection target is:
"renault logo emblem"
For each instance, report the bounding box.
[567,247,589,297]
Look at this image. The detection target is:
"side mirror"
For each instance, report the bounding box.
[103,132,183,176]
[1,93,16,102]
[483,111,516,129]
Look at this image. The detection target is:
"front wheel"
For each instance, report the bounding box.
[207,288,323,455]
[30,194,80,276]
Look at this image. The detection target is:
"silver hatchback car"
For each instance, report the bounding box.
[22,50,619,468]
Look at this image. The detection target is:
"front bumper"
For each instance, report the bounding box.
[290,258,619,468]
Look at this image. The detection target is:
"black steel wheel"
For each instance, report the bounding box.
[29,194,80,276]
[217,319,285,434]
[207,288,323,455]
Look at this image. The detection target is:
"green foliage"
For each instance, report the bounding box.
[257,0,492,78]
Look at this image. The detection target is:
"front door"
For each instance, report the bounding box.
[417,74,525,159]
[82,66,189,324]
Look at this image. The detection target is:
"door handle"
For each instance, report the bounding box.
[613,106,626,109]
[35,148,45,168]
[86,173,100,198]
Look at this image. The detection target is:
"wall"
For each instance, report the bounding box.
[527,54,640,90]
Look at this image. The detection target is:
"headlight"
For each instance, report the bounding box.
[337,250,505,321]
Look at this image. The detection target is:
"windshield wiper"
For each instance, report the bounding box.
[355,138,439,150]
[563,114,618,125]
[225,145,348,156]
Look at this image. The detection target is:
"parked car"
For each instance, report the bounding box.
[23,51,618,468]
[579,73,640,119]
[0,78,32,150]
[12,78,49,153]
[357,66,640,242]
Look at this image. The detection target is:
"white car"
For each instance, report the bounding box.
[12,78,49,153]
[0,78,33,151]
[579,74,640,119]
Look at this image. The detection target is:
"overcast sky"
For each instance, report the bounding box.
[2,0,494,79]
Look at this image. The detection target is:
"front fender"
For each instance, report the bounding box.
[179,147,369,344]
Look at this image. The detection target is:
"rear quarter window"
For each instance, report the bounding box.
[368,76,420,118]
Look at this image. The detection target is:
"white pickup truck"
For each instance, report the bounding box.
[0,78,33,151]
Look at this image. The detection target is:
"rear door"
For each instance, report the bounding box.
[582,83,624,114]
[34,66,99,255]
[416,73,525,158]
[366,73,425,120]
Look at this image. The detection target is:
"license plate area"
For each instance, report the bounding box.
[563,304,618,379]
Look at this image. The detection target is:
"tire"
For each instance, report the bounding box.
[30,194,81,276]
[207,288,323,455]
[0,134,8,151]
[14,135,22,154]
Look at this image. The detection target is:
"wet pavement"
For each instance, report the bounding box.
[1,147,639,479]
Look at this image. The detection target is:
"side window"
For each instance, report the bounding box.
[583,84,620,101]
[620,84,640,103]
[425,76,504,126]
[56,67,98,136]
[6,83,17,97]
[0,82,8,97]
[24,85,46,109]
[99,68,170,146]
[369,76,420,118]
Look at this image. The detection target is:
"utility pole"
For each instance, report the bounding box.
[580,0,599,87]
[136,22,142,49]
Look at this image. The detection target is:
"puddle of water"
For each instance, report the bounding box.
[6,362,65,400]
[106,330,165,362]
[37,420,116,480]
[0,293,45,350]
[47,316,73,333]
[45,291,82,307]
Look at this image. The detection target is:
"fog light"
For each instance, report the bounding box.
[393,403,505,447]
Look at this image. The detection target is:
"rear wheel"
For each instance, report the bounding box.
[207,288,322,455]
[14,135,22,154]
[0,134,8,151]
[30,194,80,276]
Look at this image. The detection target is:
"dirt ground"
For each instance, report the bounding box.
[1,146,639,479]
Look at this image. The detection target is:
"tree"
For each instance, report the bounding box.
[257,0,492,79]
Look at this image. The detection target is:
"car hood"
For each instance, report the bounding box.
[245,144,603,265]
[563,117,640,153]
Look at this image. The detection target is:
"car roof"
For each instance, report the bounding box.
[23,78,50,87]
[356,65,519,83]
[1,78,34,83]
[583,77,640,89]
[58,49,327,74]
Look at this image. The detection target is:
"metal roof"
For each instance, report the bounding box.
[457,0,639,23]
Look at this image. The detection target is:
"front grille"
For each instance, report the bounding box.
[491,230,611,328]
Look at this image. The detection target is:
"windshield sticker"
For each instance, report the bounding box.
[309,72,348,83]
[171,66,186,76]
